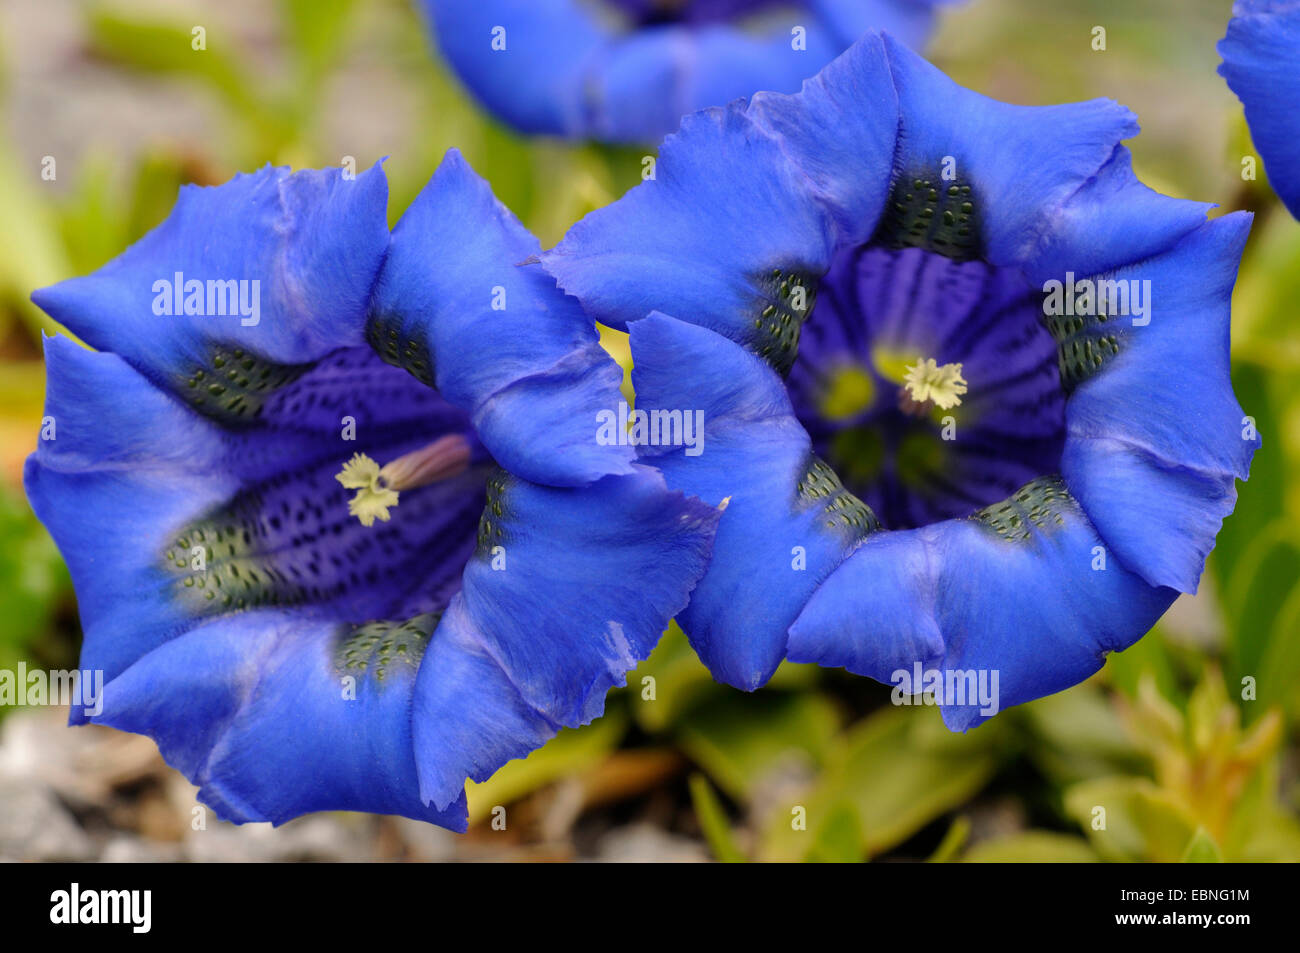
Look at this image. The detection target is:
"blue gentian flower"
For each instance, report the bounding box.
[1219,0,1300,219]
[420,0,959,142]
[541,34,1258,728]
[25,152,719,828]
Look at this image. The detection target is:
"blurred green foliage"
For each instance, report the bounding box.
[0,0,1296,861]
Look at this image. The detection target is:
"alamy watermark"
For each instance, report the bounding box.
[596,401,705,456]
[151,272,260,326]
[0,663,103,716]
[50,883,151,933]
[891,662,1000,717]
[1042,272,1151,326]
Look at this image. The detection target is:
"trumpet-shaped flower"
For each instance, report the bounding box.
[541,34,1258,728]
[26,153,719,828]
[420,0,959,142]
[1219,0,1300,219]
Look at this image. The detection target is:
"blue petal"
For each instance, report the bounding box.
[92,610,469,829]
[543,31,1156,362]
[418,0,606,137]
[1219,0,1300,219]
[25,338,235,705]
[580,26,691,144]
[369,149,634,486]
[421,1,950,144]
[788,481,1178,731]
[882,34,1141,268]
[542,103,834,346]
[450,467,718,722]
[30,163,390,391]
[748,32,899,248]
[1061,439,1239,598]
[812,0,949,51]
[413,465,720,808]
[410,597,559,808]
[1060,214,1258,592]
[786,529,945,678]
[1023,145,1214,288]
[629,313,874,690]
[584,23,843,143]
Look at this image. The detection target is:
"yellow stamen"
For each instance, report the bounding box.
[336,453,399,527]
[336,435,472,527]
[902,358,968,410]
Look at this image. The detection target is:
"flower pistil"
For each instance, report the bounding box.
[901,357,967,411]
[336,434,472,526]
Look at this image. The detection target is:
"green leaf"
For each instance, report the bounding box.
[1103,617,1184,704]
[676,690,840,802]
[1209,357,1292,710]
[961,831,1099,863]
[1231,216,1300,372]
[760,705,1002,861]
[1064,777,1199,862]
[688,774,748,863]
[804,801,864,863]
[1019,682,1146,786]
[87,11,258,112]
[54,151,192,277]
[1229,805,1300,862]
[0,138,72,340]
[926,815,971,863]
[1179,827,1223,863]
[1258,584,1300,716]
[463,709,626,826]
[0,485,71,680]
[628,621,721,734]
[1223,754,1300,861]
[1221,519,1300,704]
[279,0,358,84]
[85,9,288,154]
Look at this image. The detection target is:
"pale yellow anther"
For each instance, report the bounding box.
[902,358,968,410]
[336,453,399,527]
[336,435,472,527]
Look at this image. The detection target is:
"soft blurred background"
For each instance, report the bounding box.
[0,0,1296,862]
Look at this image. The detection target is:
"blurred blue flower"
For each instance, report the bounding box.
[420,0,959,142]
[541,34,1259,728]
[1219,0,1300,219]
[25,152,719,828]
